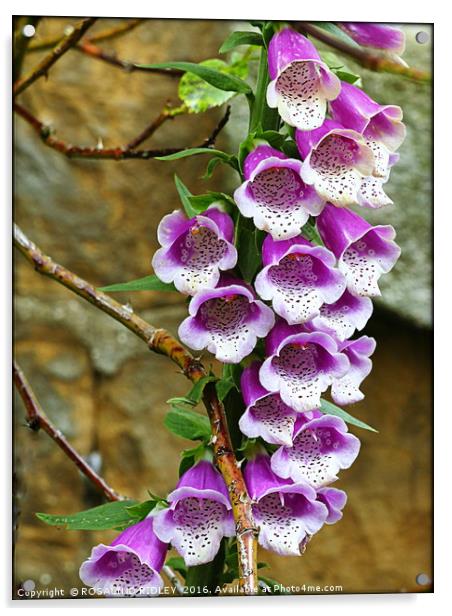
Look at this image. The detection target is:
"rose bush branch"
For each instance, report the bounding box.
[13,17,98,97]
[14,102,230,161]
[13,223,258,592]
[13,360,123,502]
[297,22,431,83]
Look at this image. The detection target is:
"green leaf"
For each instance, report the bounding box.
[100,275,176,293]
[301,219,323,246]
[202,156,222,180]
[259,575,290,594]
[137,61,252,95]
[311,22,360,48]
[165,556,187,577]
[237,219,264,282]
[178,58,249,113]
[219,31,263,53]
[126,498,166,520]
[36,500,137,531]
[335,69,362,86]
[187,375,216,403]
[215,379,235,402]
[164,406,211,441]
[156,147,230,162]
[178,442,209,476]
[174,174,196,218]
[188,192,235,214]
[320,398,378,432]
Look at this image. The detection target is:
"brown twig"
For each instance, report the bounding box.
[14,102,230,161]
[13,17,98,97]
[13,361,123,502]
[14,224,258,594]
[75,42,183,76]
[297,22,431,83]
[27,18,142,53]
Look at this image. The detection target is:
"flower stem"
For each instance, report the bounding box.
[249,46,279,133]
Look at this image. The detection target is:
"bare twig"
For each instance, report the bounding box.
[297,22,431,83]
[162,566,185,595]
[13,361,123,502]
[13,17,98,97]
[125,105,187,151]
[14,102,231,161]
[27,18,142,53]
[14,224,258,594]
[74,42,183,76]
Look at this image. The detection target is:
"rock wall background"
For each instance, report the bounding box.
[13,18,432,597]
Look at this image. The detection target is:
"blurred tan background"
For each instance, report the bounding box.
[13,18,432,597]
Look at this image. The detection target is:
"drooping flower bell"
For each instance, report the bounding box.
[153,460,235,567]
[244,453,328,556]
[152,207,237,296]
[239,361,298,446]
[296,120,376,206]
[260,319,349,413]
[79,517,167,597]
[306,288,373,342]
[255,234,346,325]
[330,81,406,152]
[316,203,401,297]
[271,411,361,487]
[336,22,406,55]
[331,335,376,405]
[178,276,275,364]
[266,27,341,130]
[234,144,325,240]
[316,487,347,524]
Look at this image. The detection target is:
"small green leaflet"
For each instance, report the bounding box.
[219,31,264,53]
[126,498,166,520]
[319,50,362,86]
[215,379,235,402]
[164,406,211,441]
[165,556,187,577]
[320,398,377,432]
[178,442,209,476]
[187,375,216,403]
[188,192,235,214]
[36,500,137,531]
[136,61,252,95]
[174,174,197,218]
[259,575,290,594]
[100,274,176,293]
[301,219,323,246]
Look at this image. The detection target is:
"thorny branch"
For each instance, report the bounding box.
[13,361,123,502]
[14,102,231,161]
[13,17,98,97]
[13,224,259,594]
[297,22,431,83]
